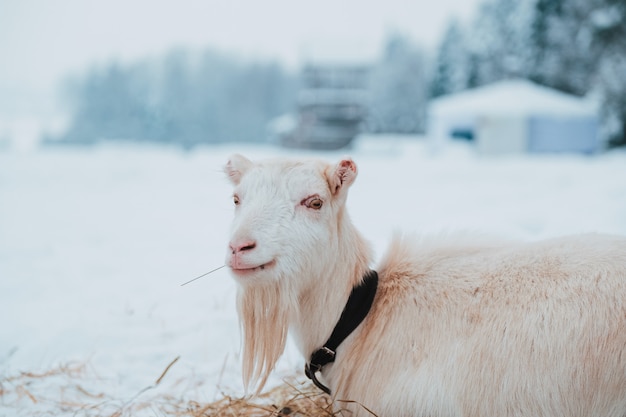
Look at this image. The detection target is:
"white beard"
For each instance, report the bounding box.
[236,279,297,394]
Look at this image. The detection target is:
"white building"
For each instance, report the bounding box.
[428,79,599,154]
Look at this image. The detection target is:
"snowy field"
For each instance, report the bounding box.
[1,136,626,415]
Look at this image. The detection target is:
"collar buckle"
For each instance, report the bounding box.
[304,361,332,395]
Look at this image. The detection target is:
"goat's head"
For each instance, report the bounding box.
[223,154,358,392]
[224,154,358,288]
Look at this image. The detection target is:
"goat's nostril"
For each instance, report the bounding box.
[231,240,256,254]
[241,242,256,252]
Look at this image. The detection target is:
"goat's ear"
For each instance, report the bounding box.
[224,154,253,185]
[326,158,358,196]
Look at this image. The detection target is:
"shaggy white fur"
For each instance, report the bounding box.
[224,154,626,417]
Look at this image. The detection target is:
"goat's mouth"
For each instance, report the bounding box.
[230,260,276,275]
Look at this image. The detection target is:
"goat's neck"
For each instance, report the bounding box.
[291,215,372,359]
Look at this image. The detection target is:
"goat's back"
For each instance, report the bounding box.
[330,233,626,417]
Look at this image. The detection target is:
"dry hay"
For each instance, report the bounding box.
[179,381,335,417]
[0,357,339,416]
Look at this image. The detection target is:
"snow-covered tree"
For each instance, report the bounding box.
[368,34,428,133]
[528,0,598,95]
[468,0,536,85]
[430,19,473,98]
[591,0,626,147]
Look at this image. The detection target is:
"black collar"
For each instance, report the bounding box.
[304,270,379,395]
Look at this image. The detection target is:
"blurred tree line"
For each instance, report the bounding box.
[431,0,626,147]
[52,38,431,146]
[52,0,625,148]
[53,49,298,147]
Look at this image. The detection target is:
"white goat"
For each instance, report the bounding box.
[224,154,626,417]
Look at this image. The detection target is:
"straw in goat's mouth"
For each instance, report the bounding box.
[180,265,226,286]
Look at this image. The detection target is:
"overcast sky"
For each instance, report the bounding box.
[1,0,483,95]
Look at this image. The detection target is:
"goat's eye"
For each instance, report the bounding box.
[303,196,323,210]
[233,195,240,205]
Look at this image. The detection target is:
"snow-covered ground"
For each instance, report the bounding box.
[1,136,626,415]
